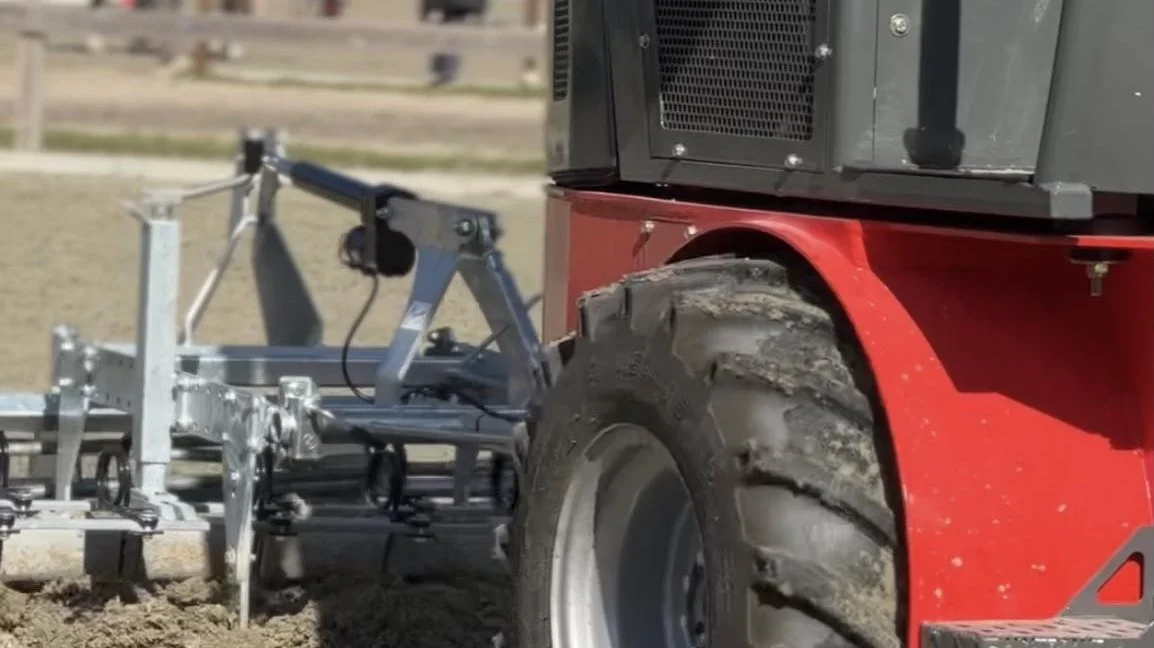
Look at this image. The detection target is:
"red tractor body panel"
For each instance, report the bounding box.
[542,187,1154,646]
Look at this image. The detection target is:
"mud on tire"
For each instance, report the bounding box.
[509,257,903,648]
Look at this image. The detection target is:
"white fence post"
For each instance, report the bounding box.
[15,0,46,152]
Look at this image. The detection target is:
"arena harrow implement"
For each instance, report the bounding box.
[0,132,544,625]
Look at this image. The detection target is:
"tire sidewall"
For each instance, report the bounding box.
[512,322,748,648]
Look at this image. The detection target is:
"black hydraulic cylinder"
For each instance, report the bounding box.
[277,160,415,212]
[271,158,417,276]
[284,160,372,212]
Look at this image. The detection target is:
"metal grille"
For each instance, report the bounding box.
[654,0,818,141]
[551,0,570,101]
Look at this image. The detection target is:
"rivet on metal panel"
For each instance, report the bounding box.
[889,13,910,37]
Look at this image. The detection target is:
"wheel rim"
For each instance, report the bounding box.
[552,423,707,648]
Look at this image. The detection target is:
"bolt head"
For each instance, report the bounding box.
[785,154,804,168]
[455,219,476,236]
[641,220,656,234]
[672,143,687,157]
[638,33,650,49]
[815,43,833,60]
[890,13,910,36]
[684,225,698,239]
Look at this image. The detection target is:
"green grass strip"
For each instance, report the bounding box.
[182,68,545,100]
[0,127,545,175]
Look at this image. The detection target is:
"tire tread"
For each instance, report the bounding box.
[522,257,900,648]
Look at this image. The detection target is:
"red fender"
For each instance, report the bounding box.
[543,188,1154,646]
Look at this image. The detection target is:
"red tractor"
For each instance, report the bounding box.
[518,1,1154,647]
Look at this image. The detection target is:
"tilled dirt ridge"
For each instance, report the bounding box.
[0,571,509,648]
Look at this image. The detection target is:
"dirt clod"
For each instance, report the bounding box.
[0,571,509,648]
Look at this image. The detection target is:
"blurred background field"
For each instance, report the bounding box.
[0,0,546,170]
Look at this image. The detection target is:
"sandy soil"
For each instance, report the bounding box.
[0,171,544,646]
[0,571,509,647]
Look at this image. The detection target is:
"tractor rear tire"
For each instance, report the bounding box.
[510,257,902,648]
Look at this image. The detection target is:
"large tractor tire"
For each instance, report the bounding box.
[510,257,902,648]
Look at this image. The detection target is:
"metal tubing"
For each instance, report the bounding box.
[375,248,460,405]
[164,344,506,389]
[132,207,181,496]
[228,129,256,233]
[316,404,522,450]
[180,214,257,345]
[5,441,221,462]
[0,393,129,432]
[254,516,504,536]
[177,173,253,202]
[3,470,495,505]
[274,159,369,212]
[51,332,89,501]
[460,292,543,367]
[459,253,544,407]
[251,157,324,347]
[11,516,207,534]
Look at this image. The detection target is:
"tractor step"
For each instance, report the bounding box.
[924,526,1154,648]
[923,617,1151,648]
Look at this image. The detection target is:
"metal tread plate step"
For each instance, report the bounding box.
[924,617,1152,648]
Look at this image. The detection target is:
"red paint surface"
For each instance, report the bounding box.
[542,188,1154,646]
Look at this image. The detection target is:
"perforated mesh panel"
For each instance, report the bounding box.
[654,0,818,141]
[551,0,570,101]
